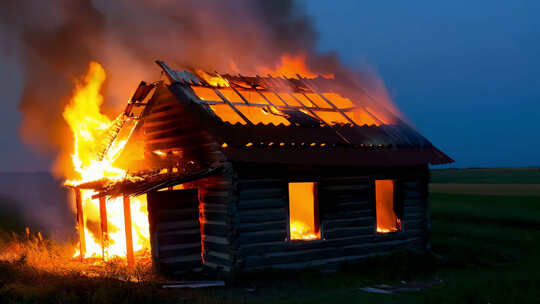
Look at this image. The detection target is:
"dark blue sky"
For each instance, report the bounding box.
[303,0,540,168]
[1,1,539,171]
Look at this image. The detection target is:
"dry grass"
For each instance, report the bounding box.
[429,183,540,196]
[0,230,154,283]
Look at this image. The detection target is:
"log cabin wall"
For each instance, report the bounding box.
[230,164,430,271]
[142,85,221,168]
[142,85,237,274]
[147,188,202,275]
[193,166,236,274]
[139,85,434,275]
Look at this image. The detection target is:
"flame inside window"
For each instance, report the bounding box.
[375,180,402,233]
[288,182,320,241]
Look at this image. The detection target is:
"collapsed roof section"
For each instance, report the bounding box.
[105,61,452,177]
[149,61,452,165]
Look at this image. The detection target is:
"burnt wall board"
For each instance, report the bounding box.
[147,189,202,275]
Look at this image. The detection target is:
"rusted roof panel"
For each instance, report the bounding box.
[153,61,453,166]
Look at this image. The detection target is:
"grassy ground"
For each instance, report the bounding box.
[430,183,540,196]
[1,168,539,303]
[431,167,540,184]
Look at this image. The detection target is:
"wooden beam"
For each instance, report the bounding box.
[266,76,352,145]
[296,75,358,127]
[228,85,251,105]
[99,196,108,260]
[155,60,180,83]
[168,168,174,191]
[75,188,86,261]
[123,195,135,267]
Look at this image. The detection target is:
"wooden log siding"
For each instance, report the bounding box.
[231,167,430,271]
[194,166,237,273]
[147,189,203,275]
[142,86,237,274]
[137,85,434,275]
[142,87,220,166]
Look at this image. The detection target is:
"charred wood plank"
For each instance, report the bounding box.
[237,229,287,245]
[321,210,372,220]
[323,217,374,230]
[156,220,199,232]
[238,220,287,233]
[238,188,286,200]
[237,198,286,210]
[324,226,375,239]
[242,237,423,270]
[238,208,287,223]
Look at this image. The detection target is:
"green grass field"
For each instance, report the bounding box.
[431,167,540,184]
[1,169,539,303]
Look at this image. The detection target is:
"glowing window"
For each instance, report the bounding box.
[288,182,321,241]
[375,180,402,233]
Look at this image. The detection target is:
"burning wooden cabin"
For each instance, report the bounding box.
[70,60,453,276]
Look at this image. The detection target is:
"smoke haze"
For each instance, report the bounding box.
[0,0,345,174]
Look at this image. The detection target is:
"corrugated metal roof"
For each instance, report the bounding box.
[152,61,454,166]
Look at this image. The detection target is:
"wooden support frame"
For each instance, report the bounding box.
[297,76,408,144]
[155,60,181,83]
[123,195,135,267]
[300,92,322,109]
[298,76,405,143]
[228,85,251,105]
[99,196,108,260]
[266,76,352,145]
[197,99,355,112]
[296,75,358,127]
[213,88,253,125]
[74,188,86,261]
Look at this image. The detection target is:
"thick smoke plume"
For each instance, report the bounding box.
[0,0,342,176]
[0,0,401,239]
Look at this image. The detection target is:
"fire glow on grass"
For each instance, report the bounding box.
[63,62,150,259]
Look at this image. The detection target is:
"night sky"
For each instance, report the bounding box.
[1,0,539,171]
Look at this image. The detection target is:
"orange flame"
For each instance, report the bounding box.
[288,182,321,241]
[290,221,319,241]
[195,69,230,87]
[261,53,334,79]
[64,62,150,260]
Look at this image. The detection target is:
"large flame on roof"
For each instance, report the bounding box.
[63,62,126,185]
[63,62,150,260]
[195,69,230,87]
[261,53,334,79]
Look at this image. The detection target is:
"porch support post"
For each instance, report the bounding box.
[99,196,108,260]
[74,188,86,261]
[123,195,135,267]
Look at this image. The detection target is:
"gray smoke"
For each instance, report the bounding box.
[0,0,341,238]
[0,0,338,166]
[0,0,342,171]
